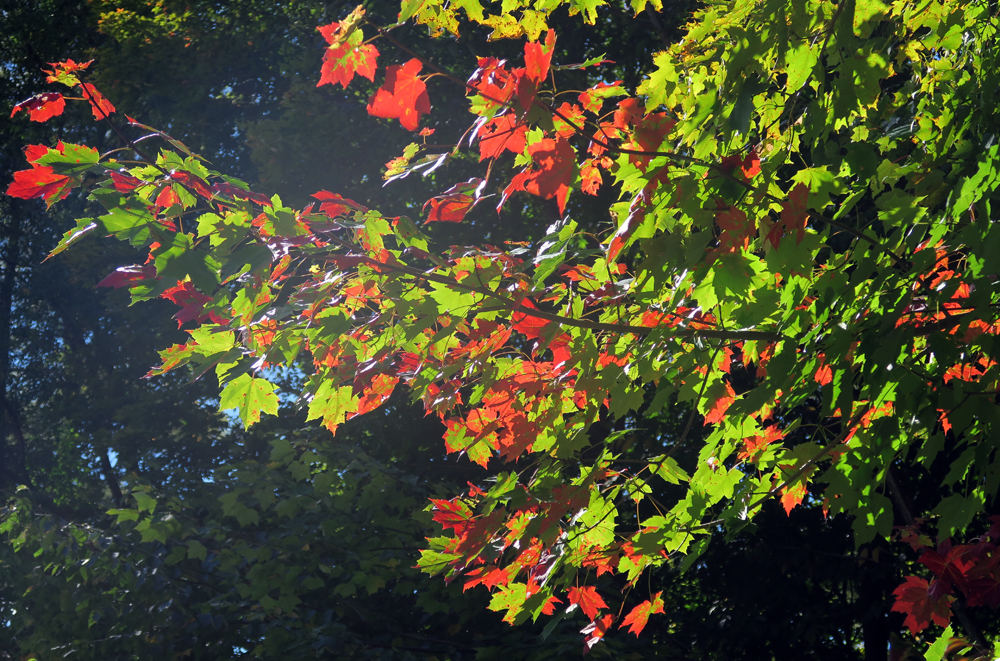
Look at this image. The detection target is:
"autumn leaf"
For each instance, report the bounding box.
[160,281,226,327]
[779,480,808,515]
[96,264,158,289]
[524,30,556,84]
[6,164,74,207]
[155,185,181,209]
[367,58,431,131]
[715,206,752,253]
[312,190,367,217]
[891,576,954,634]
[317,20,379,88]
[619,593,664,636]
[477,113,527,161]
[580,161,602,195]
[10,93,66,122]
[423,178,483,223]
[814,362,833,386]
[567,585,608,621]
[43,58,93,86]
[581,614,614,654]
[80,83,115,120]
[503,137,575,214]
[767,183,809,248]
[703,382,736,425]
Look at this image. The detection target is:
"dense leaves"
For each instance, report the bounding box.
[7,0,1000,658]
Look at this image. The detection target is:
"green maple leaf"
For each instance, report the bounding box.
[219,373,279,428]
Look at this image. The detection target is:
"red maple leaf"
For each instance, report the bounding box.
[614,98,644,129]
[715,206,752,253]
[891,576,954,634]
[96,264,158,289]
[581,614,614,654]
[920,542,976,594]
[814,363,833,386]
[423,179,483,223]
[477,113,527,161]
[353,373,399,417]
[767,183,809,248]
[6,163,74,207]
[503,137,575,214]
[110,171,143,193]
[742,148,761,178]
[317,21,379,89]
[780,480,808,515]
[160,281,226,327]
[425,193,473,223]
[211,182,273,207]
[311,190,366,217]
[155,185,181,209]
[10,93,66,122]
[524,30,555,84]
[619,593,665,636]
[568,585,608,621]
[80,83,115,120]
[580,160,603,195]
[367,58,430,131]
[629,113,676,165]
[703,382,736,425]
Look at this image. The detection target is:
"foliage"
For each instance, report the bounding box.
[7,0,1000,658]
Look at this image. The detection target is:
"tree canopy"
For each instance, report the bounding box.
[5,0,1000,659]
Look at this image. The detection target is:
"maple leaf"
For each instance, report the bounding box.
[503,137,575,214]
[614,98,644,129]
[742,148,761,178]
[353,373,399,416]
[211,182,273,207]
[110,171,143,193]
[919,543,976,594]
[312,190,367,217]
[430,497,473,534]
[96,264,158,289]
[43,58,93,86]
[477,113,527,161]
[767,183,809,248]
[780,480,808,515]
[619,593,664,636]
[738,424,785,463]
[891,576,954,634]
[703,382,736,425]
[581,614,614,654]
[219,373,280,429]
[715,206,752,253]
[553,102,585,138]
[580,160,603,195]
[367,58,431,131]
[814,363,833,386]
[6,164,74,207]
[160,281,218,328]
[567,585,608,621]
[317,27,379,88]
[524,30,556,84]
[80,83,115,120]
[11,93,66,122]
[155,185,181,209]
[422,179,483,223]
